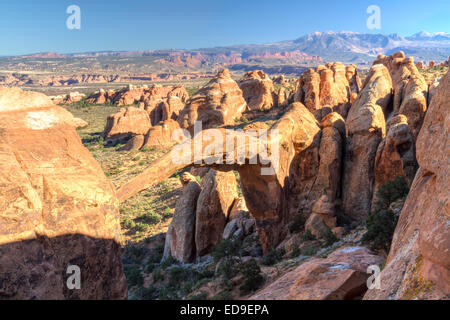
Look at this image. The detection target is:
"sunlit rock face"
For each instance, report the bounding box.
[0,87,127,299]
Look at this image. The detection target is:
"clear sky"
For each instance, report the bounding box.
[0,0,449,56]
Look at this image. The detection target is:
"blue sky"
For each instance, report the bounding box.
[0,0,449,56]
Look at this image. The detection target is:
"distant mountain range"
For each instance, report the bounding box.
[216,31,450,64]
[14,31,450,68]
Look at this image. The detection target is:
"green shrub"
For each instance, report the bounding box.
[192,278,211,291]
[321,228,338,247]
[190,291,208,300]
[361,178,406,252]
[141,210,161,224]
[211,238,241,263]
[159,286,178,300]
[374,176,410,211]
[289,214,306,234]
[302,229,316,241]
[239,259,264,295]
[261,248,285,266]
[137,286,157,300]
[144,263,156,274]
[124,245,146,261]
[302,245,318,256]
[124,266,143,287]
[122,218,136,229]
[181,281,195,295]
[362,209,398,251]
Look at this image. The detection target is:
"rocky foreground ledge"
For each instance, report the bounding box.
[0,88,127,299]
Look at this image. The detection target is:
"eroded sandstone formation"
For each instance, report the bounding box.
[163,173,201,263]
[293,63,361,118]
[238,70,277,111]
[374,52,428,138]
[163,170,239,262]
[342,64,391,222]
[373,114,418,205]
[178,68,247,133]
[103,106,151,142]
[364,68,450,300]
[195,170,238,256]
[117,102,323,251]
[0,87,127,299]
[250,247,383,300]
[87,84,188,107]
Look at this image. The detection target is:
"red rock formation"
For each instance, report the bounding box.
[163,173,201,263]
[276,87,288,107]
[374,52,428,139]
[103,107,151,142]
[373,114,418,205]
[117,102,322,251]
[0,87,127,299]
[250,247,383,300]
[238,70,277,111]
[178,68,246,133]
[195,170,238,256]
[342,64,391,222]
[364,68,450,300]
[294,63,361,118]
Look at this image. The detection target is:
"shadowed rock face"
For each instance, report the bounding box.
[103,106,151,142]
[195,170,238,256]
[364,69,450,300]
[0,87,127,299]
[374,52,428,139]
[178,68,247,134]
[342,64,391,222]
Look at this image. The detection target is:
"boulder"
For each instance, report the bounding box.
[0,87,127,299]
[364,69,450,300]
[250,247,383,300]
[223,217,255,240]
